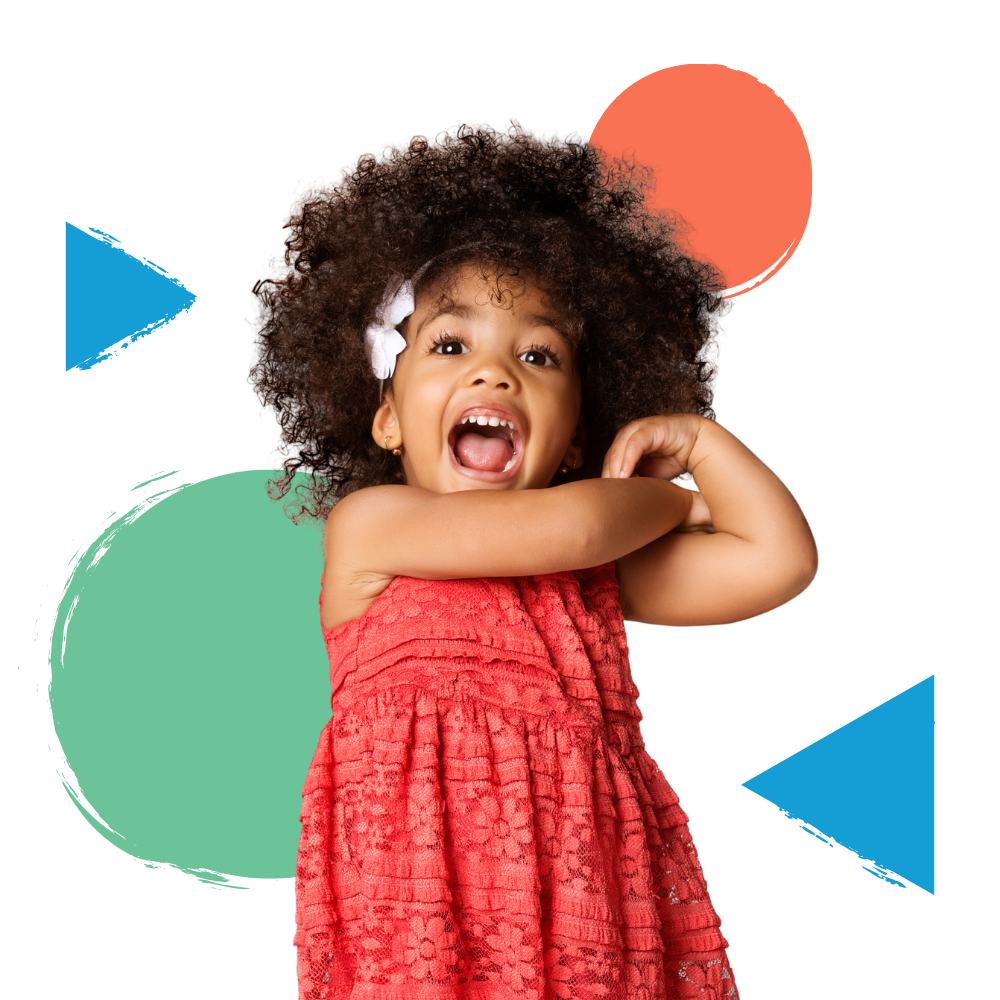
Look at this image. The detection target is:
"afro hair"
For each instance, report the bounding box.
[251,124,726,519]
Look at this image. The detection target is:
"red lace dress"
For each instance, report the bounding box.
[296,565,738,1000]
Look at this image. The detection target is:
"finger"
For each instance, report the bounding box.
[608,420,648,479]
[617,429,653,479]
[603,444,631,479]
[604,430,633,479]
[604,438,621,479]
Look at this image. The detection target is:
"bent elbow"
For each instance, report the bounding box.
[792,558,818,600]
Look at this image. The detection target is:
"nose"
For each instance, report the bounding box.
[467,346,518,392]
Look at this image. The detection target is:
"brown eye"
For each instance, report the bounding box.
[521,351,555,368]
[433,340,469,356]
[521,344,562,368]
[430,333,562,368]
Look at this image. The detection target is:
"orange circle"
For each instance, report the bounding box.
[591,65,811,296]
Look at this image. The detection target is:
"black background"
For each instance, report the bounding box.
[33,58,934,1000]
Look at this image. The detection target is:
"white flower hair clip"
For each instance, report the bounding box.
[364,275,415,381]
[365,254,471,383]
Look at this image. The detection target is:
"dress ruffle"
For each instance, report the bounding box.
[297,566,738,999]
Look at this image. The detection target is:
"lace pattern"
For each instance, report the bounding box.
[297,567,738,999]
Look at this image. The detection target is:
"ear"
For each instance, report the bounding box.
[371,395,400,451]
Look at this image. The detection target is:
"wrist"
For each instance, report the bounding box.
[686,415,721,474]
[653,478,695,532]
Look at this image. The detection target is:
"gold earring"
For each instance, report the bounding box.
[384,435,402,456]
[559,465,568,474]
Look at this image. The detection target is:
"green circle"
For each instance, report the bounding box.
[49,471,330,880]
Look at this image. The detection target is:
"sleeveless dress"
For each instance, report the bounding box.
[296,565,739,1000]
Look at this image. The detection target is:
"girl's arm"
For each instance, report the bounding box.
[608,415,818,626]
[322,476,695,627]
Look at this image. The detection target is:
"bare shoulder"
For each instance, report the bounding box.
[321,485,420,630]
[328,482,421,524]
[325,483,431,551]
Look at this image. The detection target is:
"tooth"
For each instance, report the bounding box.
[477,415,488,426]
[500,420,508,427]
[503,459,514,472]
[461,417,468,424]
[488,416,500,427]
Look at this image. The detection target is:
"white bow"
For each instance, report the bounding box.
[364,259,441,380]
[364,275,415,380]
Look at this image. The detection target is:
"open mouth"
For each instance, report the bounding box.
[448,410,523,477]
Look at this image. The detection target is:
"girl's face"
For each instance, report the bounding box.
[372,267,584,494]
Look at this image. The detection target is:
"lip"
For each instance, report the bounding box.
[447,406,525,482]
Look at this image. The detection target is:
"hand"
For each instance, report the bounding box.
[674,488,715,534]
[602,415,714,533]
[601,414,707,481]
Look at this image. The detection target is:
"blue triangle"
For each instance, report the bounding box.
[65,224,196,370]
[743,676,934,892]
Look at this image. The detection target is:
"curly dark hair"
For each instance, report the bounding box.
[251,124,726,520]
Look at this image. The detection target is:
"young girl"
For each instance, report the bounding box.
[252,126,816,1000]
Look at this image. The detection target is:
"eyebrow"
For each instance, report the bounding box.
[415,304,573,347]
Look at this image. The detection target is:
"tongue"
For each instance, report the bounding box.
[455,432,514,472]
